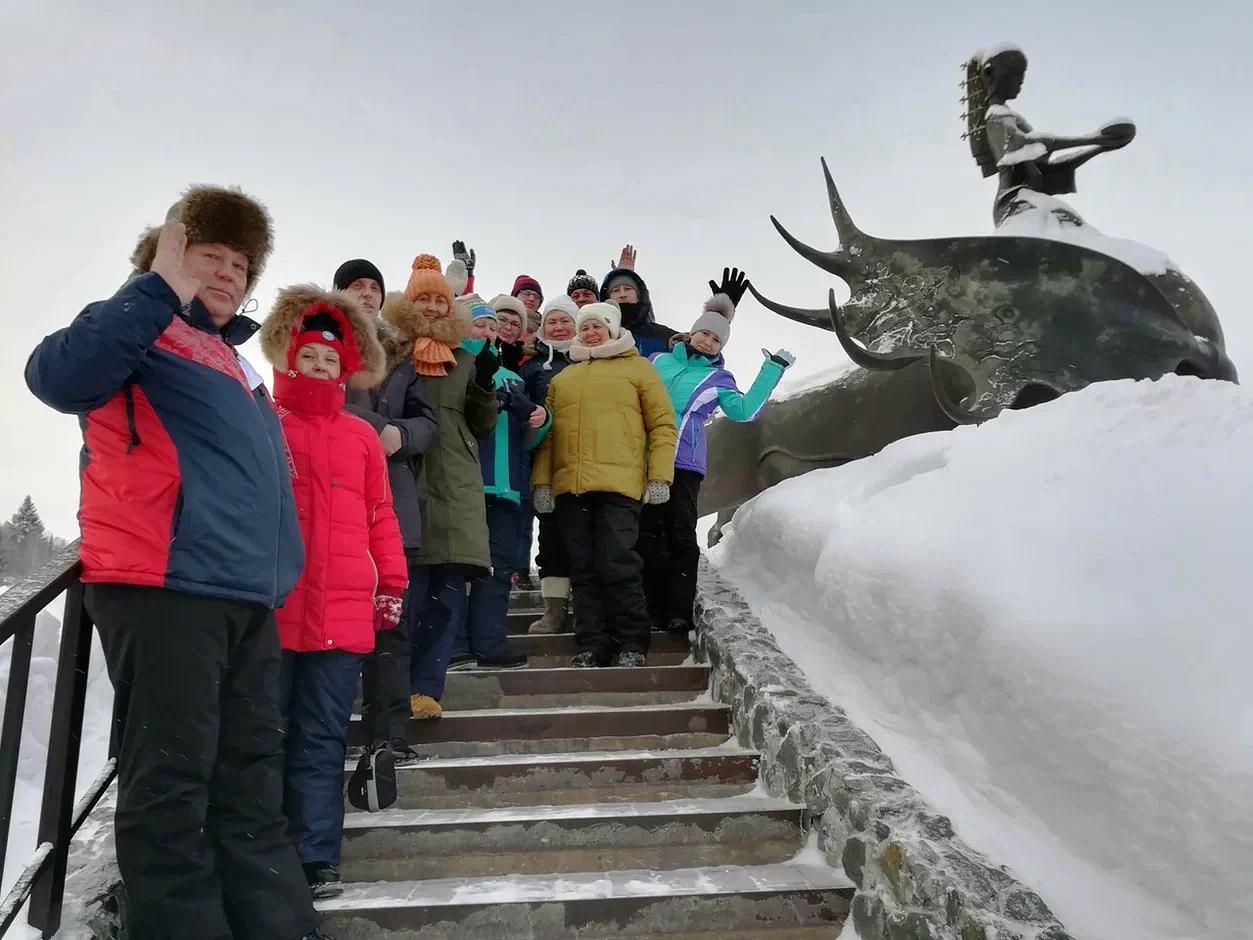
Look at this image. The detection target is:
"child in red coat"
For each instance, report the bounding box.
[261,285,407,899]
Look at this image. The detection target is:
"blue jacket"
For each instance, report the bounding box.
[649,343,784,476]
[25,272,304,607]
[465,340,551,504]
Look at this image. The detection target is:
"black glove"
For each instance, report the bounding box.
[708,267,749,306]
[452,240,476,276]
[473,342,498,388]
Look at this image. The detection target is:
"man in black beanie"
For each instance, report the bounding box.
[333,258,386,316]
[337,257,437,774]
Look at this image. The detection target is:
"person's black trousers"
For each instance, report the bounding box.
[640,469,704,628]
[556,492,651,663]
[362,555,419,745]
[86,583,316,940]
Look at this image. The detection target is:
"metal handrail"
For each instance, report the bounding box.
[0,542,117,937]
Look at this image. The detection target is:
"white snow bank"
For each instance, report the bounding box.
[711,375,1253,940]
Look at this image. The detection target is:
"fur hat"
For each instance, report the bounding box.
[689,293,736,347]
[131,184,273,296]
[403,254,455,305]
[566,269,599,297]
[333,258,385,297]
[260,285,385,389]
[511,274,543,301]
[489,294,528,319]
[575,301,622,339]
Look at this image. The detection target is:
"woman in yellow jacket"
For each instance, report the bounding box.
[532,302,677,668]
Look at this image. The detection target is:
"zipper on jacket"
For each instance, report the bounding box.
[123,385,141,452]
[169,487,184,544]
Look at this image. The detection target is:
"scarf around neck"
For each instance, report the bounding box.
[569,329,636,362]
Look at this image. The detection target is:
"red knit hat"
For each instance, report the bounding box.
[511,274,543,301]
[288,302,362,377]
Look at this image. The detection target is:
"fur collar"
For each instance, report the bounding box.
[569,330,637,362]
[381,291,472,347]
[259,283,385,389]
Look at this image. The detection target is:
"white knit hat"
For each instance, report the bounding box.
[489,293,527,319]
[689,293,736,346]
[540,294,579,332]
[575,301,622,339]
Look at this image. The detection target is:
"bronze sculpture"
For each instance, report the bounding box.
[701,46,1237,531]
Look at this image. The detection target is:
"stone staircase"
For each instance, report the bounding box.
[322,589,853,938]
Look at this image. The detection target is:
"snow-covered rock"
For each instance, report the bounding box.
[712,375,1253,940]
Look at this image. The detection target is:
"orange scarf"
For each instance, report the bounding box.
[411,337,458,377]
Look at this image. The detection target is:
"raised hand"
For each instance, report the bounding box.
[763,348,796,369]
[452,240,477,275]
[708,267,750,307]
[149,220,201,305]
[611,244,637,271]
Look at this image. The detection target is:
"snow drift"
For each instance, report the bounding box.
[712,375,1252,940]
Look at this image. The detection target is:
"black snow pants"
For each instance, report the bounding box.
[556,492,652,663]
[86,583,317,940]
[640,469,704,628]
[361,554,419,745]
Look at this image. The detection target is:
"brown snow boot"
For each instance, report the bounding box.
[528,578,570,634]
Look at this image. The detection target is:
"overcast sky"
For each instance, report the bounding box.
[2,0,1249,537]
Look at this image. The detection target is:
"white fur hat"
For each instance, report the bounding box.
[489,293,527,319]
[689,293,736,346]
[575,301,622,339]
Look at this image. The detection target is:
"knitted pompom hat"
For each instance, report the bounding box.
[403,254,454,305]
[689,293,736,346]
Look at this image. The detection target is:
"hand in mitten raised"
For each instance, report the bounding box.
[374,593,404,631]
[451,240,476,275]
[473,342,498,389]
[708,267,750,307]
[533,485,555,514]
[643,480,670,505]
[763,348,796,369]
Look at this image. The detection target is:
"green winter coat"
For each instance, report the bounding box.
[415,347,499,574]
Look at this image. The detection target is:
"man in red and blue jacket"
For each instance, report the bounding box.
[24,186,321,940]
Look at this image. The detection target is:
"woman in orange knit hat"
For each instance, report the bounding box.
[382,254,499,719]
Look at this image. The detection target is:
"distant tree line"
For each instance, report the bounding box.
[0,496,69,585]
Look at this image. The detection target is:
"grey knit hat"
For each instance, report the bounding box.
[689,293,736,346]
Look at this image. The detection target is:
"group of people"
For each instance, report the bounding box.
[23,183,794,939]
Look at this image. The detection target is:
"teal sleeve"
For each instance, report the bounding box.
[527,410,553,450]
[716,360,784,421]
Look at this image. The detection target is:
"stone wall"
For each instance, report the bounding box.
[694,560,1076,940]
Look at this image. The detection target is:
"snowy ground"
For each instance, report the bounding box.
[710,375,1253,940]
[0,600,114,925]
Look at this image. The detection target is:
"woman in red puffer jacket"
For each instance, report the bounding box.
[260,283,407,898]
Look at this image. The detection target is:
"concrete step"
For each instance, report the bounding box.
[348,702,731,757]
[340,795,805,881]
[316,862,853,937]
[352,746,763,809]
[509,589,543,609]
[509,631,691,668]
[442,664,710,709]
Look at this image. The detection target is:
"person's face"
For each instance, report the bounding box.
[497,310,524,344]
[690,330,722,355]
[608,281,638,305]
[471,317,499,342]
[342,277,382,316]
[183,243,247,326]
[570,288,598,308]
[295,343,342,380]
[987,51,1027,100]
[416,292,449,319]
[544,312,575,342]
[516,289,542,313]
[579,319,610,347]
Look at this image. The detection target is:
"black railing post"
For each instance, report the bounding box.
[0,617,35,889]
[26,582,94,937]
